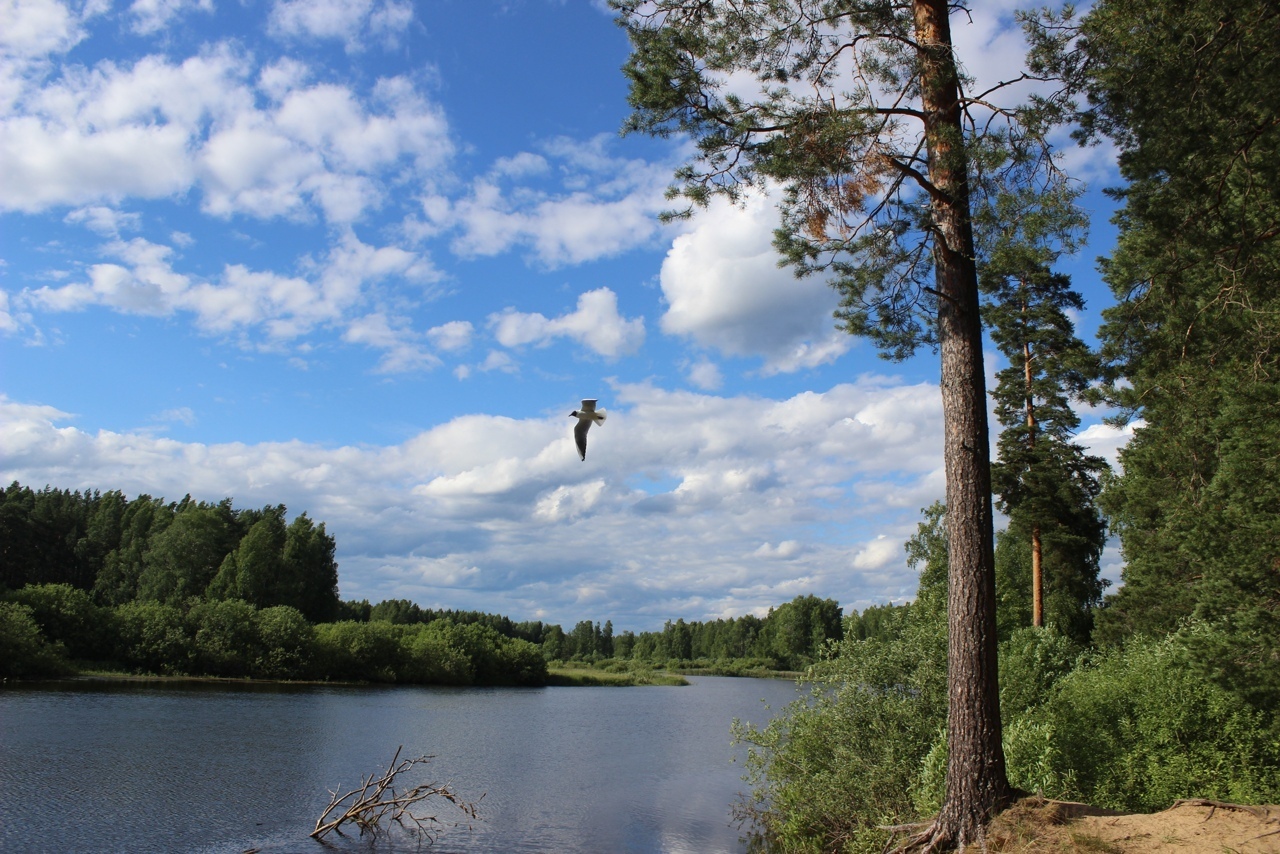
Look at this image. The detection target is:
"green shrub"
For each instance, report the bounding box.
[417,620,546,685]
[0,601,73,678]
[188,599,261,678]
[115,600,193,675]
[735,613,947,853]
[998,626,1084,722]
[253,605,316,679]
[433,621,504,683]
[6,583,116,662]
[496,636,548,685]
[1004,631,1280,811]
[313,620,406,682]
[401,623,473,685]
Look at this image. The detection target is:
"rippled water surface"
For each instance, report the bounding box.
[0,675,802,853]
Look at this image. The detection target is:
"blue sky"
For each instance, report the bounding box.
[1,0,1130,630]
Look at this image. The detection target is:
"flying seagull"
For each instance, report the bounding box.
[570,399,606,460]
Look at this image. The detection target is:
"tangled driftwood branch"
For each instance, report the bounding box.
[311,746,480,842]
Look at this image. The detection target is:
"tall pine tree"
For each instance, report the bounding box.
[977,187,1107,642]
[614,0,1082,844]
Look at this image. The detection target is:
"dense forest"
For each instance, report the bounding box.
[0,482,844,684]
[612,0,1280,851]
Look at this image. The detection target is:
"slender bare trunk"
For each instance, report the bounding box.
[1023,300,1044,628]
[910,0,1015,847]
[1031,525,1044,626]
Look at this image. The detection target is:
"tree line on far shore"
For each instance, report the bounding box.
[0,481,844,684]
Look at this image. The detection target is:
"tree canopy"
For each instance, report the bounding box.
[1029,0,1280,706]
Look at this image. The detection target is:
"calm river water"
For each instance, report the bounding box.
[0,675,803,853]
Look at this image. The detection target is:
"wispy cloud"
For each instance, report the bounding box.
[268,0,414,50]
[448,135,677,267]
[128,0,213,36]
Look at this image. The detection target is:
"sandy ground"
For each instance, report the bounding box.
[986,798,1280,853]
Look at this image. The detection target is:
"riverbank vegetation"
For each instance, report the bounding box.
[545,665,688,687]
[734,518,1280,852]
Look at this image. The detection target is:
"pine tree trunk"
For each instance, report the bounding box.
[1031,524,1044,627]
[911,0,1016,846]
[1024,312,1044,628]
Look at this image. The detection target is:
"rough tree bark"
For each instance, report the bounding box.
[908,0,1018,847]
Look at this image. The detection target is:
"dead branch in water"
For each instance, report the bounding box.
[311,746,481,843]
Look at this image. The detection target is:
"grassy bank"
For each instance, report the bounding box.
[29,668,690,689]
[546,667,689,687]
[672,664,804,680]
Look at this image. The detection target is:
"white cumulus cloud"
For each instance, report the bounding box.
[489,287,644,359]
[659,192,852,374]
[0,0,85,59]
[426,320,473,352]
[0,45,452,224]
[22,230,446,372]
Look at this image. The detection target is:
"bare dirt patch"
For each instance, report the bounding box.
[986,797,1280,853]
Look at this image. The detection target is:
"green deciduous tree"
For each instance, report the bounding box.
[665,618,692,662]
[253,605,316,679]
[284,513,341,623]
[0,601,73,678]
[570,619,600,660]
[208,507,288,607]
[93,494,168,606]
[74,490,128,589]
[188,598,261,678]
[614,0,1080,839]
[6,583,116,661]
[613,629,635,660]
[762,594,844,669]
[115,600,193,674]
[541,624,567,661]
[401,623,474,685]
[137,499,238,606]
[205,507,340,621]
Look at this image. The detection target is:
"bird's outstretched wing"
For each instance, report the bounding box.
[580,399,597,412]
[574,418,591,460]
